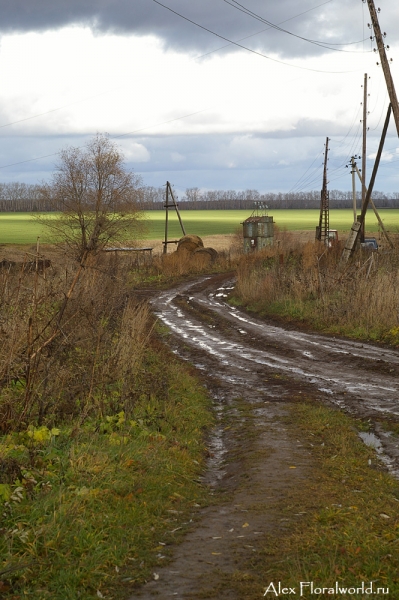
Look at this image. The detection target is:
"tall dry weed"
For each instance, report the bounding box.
[235,239,399,338]
[0,252,153,432]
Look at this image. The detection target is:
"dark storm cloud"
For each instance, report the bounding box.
[1,0,397,59]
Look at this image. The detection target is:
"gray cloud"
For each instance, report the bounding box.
[1,0,396,59]
[1,127,398,192]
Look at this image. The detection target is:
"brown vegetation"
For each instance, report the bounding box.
[0,237,235,434]
[234,229,399,342]
[0,251,151,433]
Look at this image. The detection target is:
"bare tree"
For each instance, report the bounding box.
[39,134,144,261]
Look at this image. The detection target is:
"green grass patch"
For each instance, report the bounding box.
[0,351,214,599]
[233,403,399,598]
[0,214,47,244]
[144,208,399,238]
[1,209,399,245]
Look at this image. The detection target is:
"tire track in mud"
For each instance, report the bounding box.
[130,273,399,599]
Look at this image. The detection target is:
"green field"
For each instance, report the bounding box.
[0,209,398,245]
[147,208,399,238]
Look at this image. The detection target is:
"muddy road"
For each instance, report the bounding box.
[131,273,399,599]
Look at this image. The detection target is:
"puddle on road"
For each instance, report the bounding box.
[359,431,383,451]
[359,431,399,479]
[201,422,228,489]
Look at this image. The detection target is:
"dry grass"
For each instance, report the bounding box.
[0,250,153,432]
[234,235,399,341]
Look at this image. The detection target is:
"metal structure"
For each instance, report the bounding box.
[163,181,186,254]
[315,137,330,244]
[242,204,274,253]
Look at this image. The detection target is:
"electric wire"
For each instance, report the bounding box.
[289,153,325,193]
[0,108,210,170]
[195,0,334,60]
[330,104,362,146]
[152,0,360,74]
[292,169,324,193]
[369,90,389,132]
[0,87,126,131]
[288,149,324,193]
[291,121,364,194]
[222,0,369,53]
[288,166,323,194]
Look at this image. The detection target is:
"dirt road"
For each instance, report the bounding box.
[131,273,399,599]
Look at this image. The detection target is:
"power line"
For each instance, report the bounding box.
[0,108,210,170]
[0,87,127,131]
[152,0,359,74]
[195,0,335,60]
[288,148,324,193]
[222,0,369,53]
[330,105,362,146]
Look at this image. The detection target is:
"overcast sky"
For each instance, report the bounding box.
[0,0,399,196]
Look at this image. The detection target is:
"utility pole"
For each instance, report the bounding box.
[341,104,392,263]
[361,73,368,242]
[163,181,186,254]
[316,137,329,244]
[350,156,357,224]
[366,0,399,136]
[354,163,393,248]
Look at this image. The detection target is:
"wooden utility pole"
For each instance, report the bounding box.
[163,181,186,254]
[341,104,392,263]
[351,156,357,224]
[366,0,399,136]
[354,164,393,248]
[316,137,329,244]
[361,73,368,242]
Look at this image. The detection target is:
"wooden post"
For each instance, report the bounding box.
[361,73,368,242]
[163,181,187,255]
[163,182,169,254]
[341,104,392,263]
[366,0,399,136]
[168,183,186,237]
[359,104,391,225]
[354,164,394,248]
[351,157,357,224]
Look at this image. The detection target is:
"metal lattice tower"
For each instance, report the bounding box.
[317,137,329,244]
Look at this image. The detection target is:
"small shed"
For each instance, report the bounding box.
[242,215,274,253]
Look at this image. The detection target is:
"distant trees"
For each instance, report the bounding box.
[0,182,45,211]
[176,188,399,210]
[0,176,398,214]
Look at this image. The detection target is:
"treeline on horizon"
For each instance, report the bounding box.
[1,182,399,212]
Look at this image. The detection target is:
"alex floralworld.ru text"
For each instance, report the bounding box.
[263,581,389,596]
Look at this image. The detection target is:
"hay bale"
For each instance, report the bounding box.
[193,247,218,262]
[194,248,218,260]
[177,235,204,253]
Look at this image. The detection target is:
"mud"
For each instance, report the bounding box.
[130,273,399,599]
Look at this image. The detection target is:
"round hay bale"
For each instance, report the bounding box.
[177,234,204,253]
[193,247,218,264]
[194,247,218,260]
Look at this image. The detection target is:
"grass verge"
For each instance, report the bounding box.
[0,348,214,599]
[232,402,399,599]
